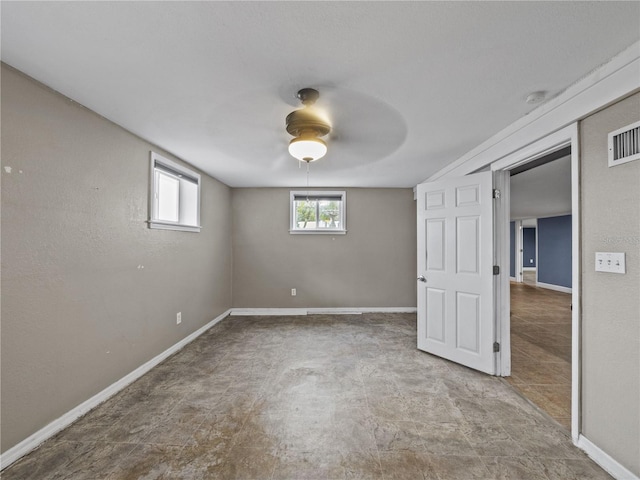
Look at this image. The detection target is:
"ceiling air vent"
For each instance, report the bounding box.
[608,120,640,167]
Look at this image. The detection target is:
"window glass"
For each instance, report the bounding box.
[150,152,201,232]
[295,200,317,229]
[290,191,346,234]
[156,170,179,222]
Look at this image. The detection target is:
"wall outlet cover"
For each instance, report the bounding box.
[595,252,626,274]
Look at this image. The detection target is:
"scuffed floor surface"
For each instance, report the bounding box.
[2,314,611,479]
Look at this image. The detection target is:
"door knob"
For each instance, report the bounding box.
[417,275,426,283]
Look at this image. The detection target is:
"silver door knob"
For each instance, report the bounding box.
[417,275,426,282]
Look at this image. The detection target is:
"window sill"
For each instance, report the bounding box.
[149,221,201,233]
[289,229,347,235]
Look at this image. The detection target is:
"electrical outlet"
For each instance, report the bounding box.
[595,252,626,274]
[176,312,182,324]
[291,288,296,296]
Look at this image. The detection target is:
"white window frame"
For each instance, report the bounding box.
[149,152,201,232]
[290,190,347,234]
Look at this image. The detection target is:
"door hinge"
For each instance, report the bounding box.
[493,189,501,199]
[493,342,500,353]
[493,265,500,275]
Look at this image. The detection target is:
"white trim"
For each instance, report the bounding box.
[308,307,416,314]
[289,230,347,235]
[427,41,640,182]
[509,276,516,281]
[523,267,536,271]
[308,309,362,315]
[515,220,523,283]
[490,127,578,174]
[570,135,581,442]
[0,309,231,470]
[494,171,510,377]
[536,282,572,294]
[148,221,201,233]
[230,308,309,316]
[230,307,417,316]
[577,435,639,480]
[535,220,539,284]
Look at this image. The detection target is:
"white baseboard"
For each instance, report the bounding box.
[577,435,639,480]
[536,281,572,294]
[0,308,232,471]
[230,308,308,316]
[230,307,417,316]
[510,276,517,281]
[523,267,537,271]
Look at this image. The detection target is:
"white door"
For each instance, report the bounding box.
[416,171,496,375]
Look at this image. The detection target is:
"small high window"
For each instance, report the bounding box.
[149,152,201,232]
[290,191,346,234]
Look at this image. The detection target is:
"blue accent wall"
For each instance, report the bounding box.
[523,228,536,267]
[538,215,572,288]
[510,222,516,277]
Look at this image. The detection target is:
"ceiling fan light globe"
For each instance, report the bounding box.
[288,137,327,162]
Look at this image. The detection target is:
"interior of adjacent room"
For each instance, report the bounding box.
[508,153,573,430]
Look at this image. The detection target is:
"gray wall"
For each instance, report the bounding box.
[1,64,233,453]
[538,215,571,288]
[580,92,640,475]
[522,227,536,268]
[232,188,417,308]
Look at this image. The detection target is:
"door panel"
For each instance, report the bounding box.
[426,219,445,271]
[417,171,496,375]
[457,216,480,274]
[456,292,480,352]
[426,288,446,342]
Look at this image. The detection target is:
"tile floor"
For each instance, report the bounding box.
[507,282,572,430]
[2,313,609,480]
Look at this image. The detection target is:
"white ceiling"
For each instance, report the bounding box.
[510,155,572,221]
[2,2,639,188]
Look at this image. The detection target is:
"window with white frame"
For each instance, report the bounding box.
[149,152,201,232]
[290,191,346,234]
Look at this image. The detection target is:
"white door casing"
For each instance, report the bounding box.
[417,171,496,375]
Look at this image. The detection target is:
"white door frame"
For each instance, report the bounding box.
[515,220,523,283]
[491,123,580,442]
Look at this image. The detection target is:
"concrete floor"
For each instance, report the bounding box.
[508,282,572,430]
[2,313,610,479]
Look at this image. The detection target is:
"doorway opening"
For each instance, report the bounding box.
[417,124,581,440]
[501,145,575,431]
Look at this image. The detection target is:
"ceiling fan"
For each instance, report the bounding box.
[285,88,331,163]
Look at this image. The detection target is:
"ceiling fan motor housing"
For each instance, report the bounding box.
[286,88,331,138]
[285,108,331,138]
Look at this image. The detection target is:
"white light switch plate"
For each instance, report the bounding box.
[595,252,626,274]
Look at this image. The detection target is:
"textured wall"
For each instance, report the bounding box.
[580,92,640,475]
[1,65,233,453]
[538,216,571,288]
[232,188,417,308]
